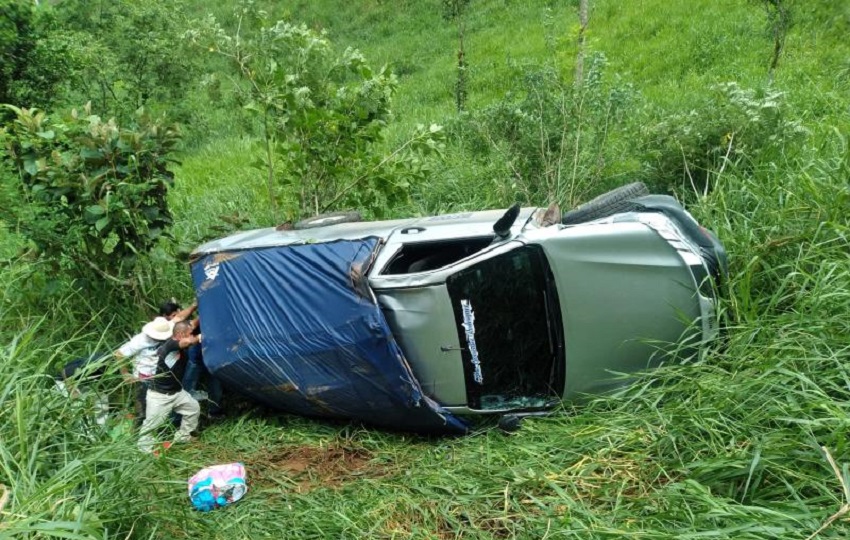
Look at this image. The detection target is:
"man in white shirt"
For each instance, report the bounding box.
[114,301,198,425]
[114,316,176,426]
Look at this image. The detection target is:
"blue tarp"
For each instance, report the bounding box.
[190,237,467,434]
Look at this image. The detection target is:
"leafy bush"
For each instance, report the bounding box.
[638,82,809,195]
[0,0,77,118]
[53,0,201,127]
[0,105,181,284]
[189,4,445,222]
[444,54,637,208]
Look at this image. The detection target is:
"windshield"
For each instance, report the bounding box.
[446,244,564,410]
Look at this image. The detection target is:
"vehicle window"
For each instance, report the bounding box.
[446,245,564,410]
[382,237,494,274]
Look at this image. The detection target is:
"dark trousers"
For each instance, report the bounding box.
[181,344,224,415]
[133,379,148,428]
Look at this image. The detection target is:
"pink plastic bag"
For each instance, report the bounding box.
[188,462,248,511]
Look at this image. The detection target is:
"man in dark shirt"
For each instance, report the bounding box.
[137,321,202,453]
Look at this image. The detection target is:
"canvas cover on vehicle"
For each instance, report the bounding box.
[190,237,467,434]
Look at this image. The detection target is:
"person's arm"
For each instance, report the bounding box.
[171,302,198,323]
[115,335,142,382]
[113,350,135,382]
[177,333,202,349]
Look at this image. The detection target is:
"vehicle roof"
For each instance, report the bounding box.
[191,208,540,258]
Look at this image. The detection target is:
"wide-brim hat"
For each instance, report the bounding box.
[142,316,175,341]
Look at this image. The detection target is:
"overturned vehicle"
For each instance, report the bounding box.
[190,183,726,434]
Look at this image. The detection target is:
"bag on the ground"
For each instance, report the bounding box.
[188,462,248,511]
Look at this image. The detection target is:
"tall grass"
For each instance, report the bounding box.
[170,138,276,243]
[4,0,850,538]
[205,0,845,140]
[0,266,150,538]
[6,139,848,539]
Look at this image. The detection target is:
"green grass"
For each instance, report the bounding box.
[5,152,850,538]
[170,137,276,245]
[175,0,849,215]
[4,0,850,538]
[199,0,846,138]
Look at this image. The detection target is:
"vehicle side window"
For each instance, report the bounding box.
[381,237,494,274]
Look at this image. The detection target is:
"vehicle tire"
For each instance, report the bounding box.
[497,414,523,433]
[293,211,362,230]
[560,182,649,225]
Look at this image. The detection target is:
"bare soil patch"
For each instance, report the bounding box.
[249,443,390,492]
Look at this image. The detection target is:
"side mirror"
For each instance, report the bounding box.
[493,203,521,238]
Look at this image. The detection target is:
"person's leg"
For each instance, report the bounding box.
[171,390,200,443]
[206,372,224,416]
[137,391,175,453]
[181,345,203,396]
[133,380,148,428]
[94,393,109,426]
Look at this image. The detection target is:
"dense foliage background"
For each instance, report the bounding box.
[1,0,849,538]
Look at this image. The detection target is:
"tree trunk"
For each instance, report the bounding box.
[455,17,467,112]
[766,0,789,84]
[575,0,589,86]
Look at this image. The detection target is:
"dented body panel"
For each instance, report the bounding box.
[191,199,724,430]
[190,237,468,433]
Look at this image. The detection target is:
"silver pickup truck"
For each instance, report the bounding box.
[192,183,726,423]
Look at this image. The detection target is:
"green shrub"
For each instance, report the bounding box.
[443,54,637,208]
[54,0,201,127]
[0,0,77,118]
[189,3,445,222]
[638,82,809,195]
[0,105,181,285]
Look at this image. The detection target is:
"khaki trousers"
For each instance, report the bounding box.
[138,389,199,453]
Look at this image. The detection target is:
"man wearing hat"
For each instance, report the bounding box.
[114,300,197,426]
[114,316,177,426]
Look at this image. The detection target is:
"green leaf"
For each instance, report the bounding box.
[243,102,263,114]
[36,130,55,140]
[80,148,104,161]
[95,217,110,232]
[102,232,119,255]
[23,159,38,176]
[84,205,106,224]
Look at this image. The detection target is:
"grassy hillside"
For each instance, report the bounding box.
[2,0,850,538]
[173,0,849,230]
[216,0,847,131]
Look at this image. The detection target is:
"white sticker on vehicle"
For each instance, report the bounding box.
[204,262,220,282]
[460,299,483,384]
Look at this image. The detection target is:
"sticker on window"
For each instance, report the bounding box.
[460,299,483,384]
